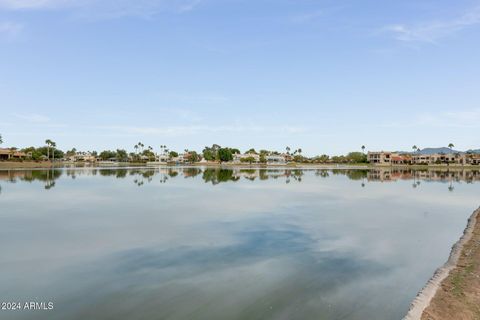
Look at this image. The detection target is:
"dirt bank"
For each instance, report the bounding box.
[404,208,480,320]
[0,161,56,168]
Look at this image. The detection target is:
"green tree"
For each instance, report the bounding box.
[169,151,179,158]
[240,156,256,164]
[346,152,367,163]
[202,146,216,161]
[22,147,41,160]
[0,134,3,145]
[331,155,347,163]
[361,145,366,153]
[314,154,330,163]
[66,148,77,157]
[186,151,200,163]
[293,155,304,163]
[448,143,454,150]
[142,149,156,161]
[53,148,64,160]
[116,149,128,162]
[217,148,233,162]
[99,150,117,160]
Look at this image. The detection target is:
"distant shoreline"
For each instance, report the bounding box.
[0,161,479,170]
[0,161,370,170]
[404,207,480,320]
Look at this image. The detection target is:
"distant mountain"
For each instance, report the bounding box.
[417,147,462,155]
[395,147,464,155]
[466,149,480,154]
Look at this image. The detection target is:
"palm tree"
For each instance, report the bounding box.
[51,141,57,162]
[45,139,53,160]
[361,145,365,153]
[286,146,290,155]
[412,145,418,153]
[448,143,454,150]
[134,144,139,154]
[298,148,302,155]
[9,147,16,160]
[0,134,3,145]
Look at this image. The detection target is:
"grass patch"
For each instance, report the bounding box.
[450,263,475,298]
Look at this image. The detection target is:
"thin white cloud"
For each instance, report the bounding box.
[178,0,200,12]
[160,93,229,104]
[0,0,73,9]
[380,109,480,128]
[12,113,50,123]
[0,0,202,18]
[0,21,23,39]
[290,10,324,24]
[289,5,345,24]
[97,124,309,137]
[384,5,480,43]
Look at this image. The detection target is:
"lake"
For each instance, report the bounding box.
[0,167,479,320]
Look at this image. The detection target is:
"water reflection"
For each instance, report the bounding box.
[1,167,480,320]
[0,167,479,193]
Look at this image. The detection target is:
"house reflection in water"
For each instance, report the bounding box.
[367,168,480,184]
[1,167,479,194]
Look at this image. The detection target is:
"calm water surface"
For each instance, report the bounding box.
[0,167,479,320]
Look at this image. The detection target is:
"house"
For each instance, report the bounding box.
[68,152,97,162]
[410,154,431,165]
[283,153,293,162]
[0,148,28,160]
[156,154,169,163]
[391,155,411,165]
[430,153,460,164]
[368,151,394,165]
[233,153,260,164]
[266,154,287,165]
[467,153,480,165]
[171,153,191,164]
[411,153,468,165]
[368,151,412,165]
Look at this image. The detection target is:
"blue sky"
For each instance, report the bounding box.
[1,0,479,155]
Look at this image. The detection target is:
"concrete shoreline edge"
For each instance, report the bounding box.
[403,207,480,320]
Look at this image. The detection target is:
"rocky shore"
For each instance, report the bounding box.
[404,207,480,320]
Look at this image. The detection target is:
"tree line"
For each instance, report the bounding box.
[0,134,369,164]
